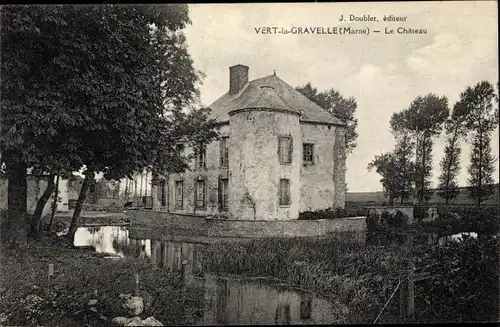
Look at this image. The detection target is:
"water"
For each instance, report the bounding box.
[73,225,346,325]
[438,232,478,246]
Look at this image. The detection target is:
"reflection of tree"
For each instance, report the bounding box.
[275,303,291,325]
[300,294,312,320]
[216,279,229,325]
[88,226,101,234]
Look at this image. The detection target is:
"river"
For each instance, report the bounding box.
[73,225,347,325]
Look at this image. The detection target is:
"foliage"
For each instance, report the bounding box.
[367,153,399,205]
[1,4,218,239]
[295,83,358,154]
[414,206,500,237]
[457,81,499,206]
[201,234,409,324]
[298,207,362,220]
[467,133,497,205]
[437,102,468,203]
[0,235,203,326]
[390,94,449,204]
[368,134,414,204]
[366,210,410,245]
[414,234,499,322]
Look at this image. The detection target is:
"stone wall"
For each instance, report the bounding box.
[125,210,366,238]
[229,110,301,220]
[332,127,346,209]
[299,123,336,212]
[126,209,207,229]
[167,124,229,216]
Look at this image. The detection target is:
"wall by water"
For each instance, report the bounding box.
[126,210,366,238]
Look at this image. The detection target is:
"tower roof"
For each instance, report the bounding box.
[207,74,345,125]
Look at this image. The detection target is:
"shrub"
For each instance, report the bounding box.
[414,234,499,322]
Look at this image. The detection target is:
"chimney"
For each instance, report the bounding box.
[229,64,249,95]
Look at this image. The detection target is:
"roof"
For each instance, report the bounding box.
[207,74,345,126]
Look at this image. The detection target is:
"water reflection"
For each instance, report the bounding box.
[198,276,342,325]
[73,226,345,325]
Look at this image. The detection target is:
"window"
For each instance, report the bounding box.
[303,143,314,164]
[159,180,166,207]
[175,181,183,209]
[194,143,206,169]
[278,137,292,164]
[279,179,290,205]
[195,179,206,209]
[220,137,229,167]
[218,178,229,210]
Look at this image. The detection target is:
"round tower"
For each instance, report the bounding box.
[228,84,301,220]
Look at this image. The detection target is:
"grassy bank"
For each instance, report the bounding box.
[200,232,409,324]
[0,234,203,326]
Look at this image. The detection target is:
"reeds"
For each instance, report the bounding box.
[201,232,406,323]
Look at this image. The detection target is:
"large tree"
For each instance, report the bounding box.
[296,83,358,154]
[1,4,217,244]
[437,100,469,204]
[461,81,498,206]
[390,94,449,204]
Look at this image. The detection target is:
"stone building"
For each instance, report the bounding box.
[151,64,346,220]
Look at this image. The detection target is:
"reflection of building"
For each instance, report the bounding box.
[199,276,344,325]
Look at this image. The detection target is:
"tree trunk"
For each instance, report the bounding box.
[67,173,92,239]
[2,151,28,246]
[420,139,426,205]
[478,129,483,207]
[29,174,55,238]
[48,175,60,232]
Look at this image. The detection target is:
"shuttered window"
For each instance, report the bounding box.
[220,137,229,167]
[278,137,292,164]
[218,178,229,210]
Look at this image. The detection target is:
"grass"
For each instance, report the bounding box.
[200,232,410,324]
[0,233,204,326]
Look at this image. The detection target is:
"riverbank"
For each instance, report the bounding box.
[0,233,203,326]
[200,232,407,324]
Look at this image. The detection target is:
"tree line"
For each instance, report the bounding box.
[1,4,218,245]
[368,81,499,206]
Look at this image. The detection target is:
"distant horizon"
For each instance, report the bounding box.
[346,182,500,194]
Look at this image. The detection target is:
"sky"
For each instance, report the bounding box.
[183,1,499,193]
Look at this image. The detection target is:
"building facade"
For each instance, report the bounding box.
[151,65,347,220]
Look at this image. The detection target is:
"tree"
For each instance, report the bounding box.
[1,4,217,243]
[390,94,449,204]
[461,81,498,206]
[296,83,358,154]
[393,133,415,204]
[437,100,469,204]
[367,152,399,205]
[368,133,414,205]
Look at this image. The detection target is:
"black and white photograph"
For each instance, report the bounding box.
[0,1,498,325]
